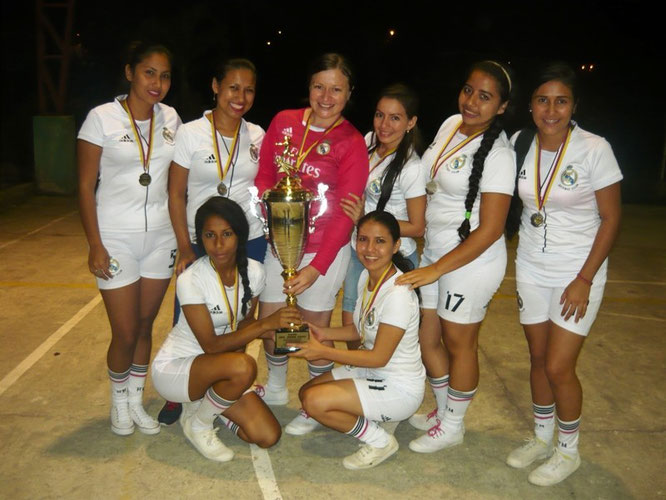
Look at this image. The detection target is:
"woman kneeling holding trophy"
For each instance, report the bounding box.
[253,53,369,435]
[151,197,301,462]
[288,211,425,470]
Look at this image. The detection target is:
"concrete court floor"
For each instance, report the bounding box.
[0,195,664,500]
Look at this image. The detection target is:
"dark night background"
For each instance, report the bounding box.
[1,1,664,203]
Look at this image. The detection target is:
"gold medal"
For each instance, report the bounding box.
[530,212,544,227]
[108,257,120,276]
[317,140,331,155]
[425,180,438,195]
[139,172,152,186]
[217,182,228,196]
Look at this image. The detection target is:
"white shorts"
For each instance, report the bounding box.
[97,227,177,290]
[419,246,507,323]
[331,365,424,422]
[151,353,196,403]
[260,244,351,312]
[516,281,606,337]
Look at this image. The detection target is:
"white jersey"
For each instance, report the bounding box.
[513,125,623,286]
[77,96,181,232]
[421,114,516,260]
[352,268,425,388]
[351,132,426,256]
[160,257,265,358]
[172,112,265,241]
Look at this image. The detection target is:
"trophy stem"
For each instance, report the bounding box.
[281,268,298,307]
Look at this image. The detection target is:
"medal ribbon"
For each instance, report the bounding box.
[368,147,397,175]
[295,110,344,170]
[533,125,574,211]
[359,264,394,344]
[210,259,239,332]
[429,121,486,180]
[210,112,241,184]
[121,99,154,175]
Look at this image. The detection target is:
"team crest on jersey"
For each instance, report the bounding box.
[249,144,259,162]
[317,140,331,155]
[280,127,293,137]
[446,154,466,172]
[559,165,579,190]
[162,127,175,145]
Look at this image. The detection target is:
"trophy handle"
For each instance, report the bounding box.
[248,186,269,236]
[309,183,329,234]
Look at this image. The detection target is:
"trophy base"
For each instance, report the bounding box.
[274,325,309,355]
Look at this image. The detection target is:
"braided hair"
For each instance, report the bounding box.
[194,197,253,317]
[457,60,514,241]
[367,84,423,212]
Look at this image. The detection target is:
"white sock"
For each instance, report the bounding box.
[217,414,240,436]
[441,386,477,433]
[557,416,580,457]
[265,351,288,389]
[191,387,236,432]
[533,403,556,443]
[307,361,334,380]
[127,364,148,407]
[108,368,130,405]
[346,417,390,448]
[428,374,449,418]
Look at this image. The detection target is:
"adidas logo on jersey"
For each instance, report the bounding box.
[210,305,224,314]
[281,127,293,136]
[119,134,133,143]
[204,154,216,164]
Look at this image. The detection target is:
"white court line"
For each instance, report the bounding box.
[599,311,666,322]
[0,211,77,251]
[0,295,102,397]
[247,339,284,500]
[503,276,666,286]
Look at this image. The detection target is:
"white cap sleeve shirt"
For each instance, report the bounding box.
[77,96,181,232]
[172,113,266,241]
[352,269,425,390]
[421,114,516,261]
[513,125,623,287]
[165,257,266,357]
[355,132,427,256]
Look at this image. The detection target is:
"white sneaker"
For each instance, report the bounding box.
[408,408,440,431]
[110,402,134,436]
[129,404,160,435]
[506,437,553,468]
[343,434,399,470]
[254,384,289,406]
[285,409,320,435]
[179,400,202,430]
[183,416,234,462]
[528,449,581,486]
[408,422,464,453]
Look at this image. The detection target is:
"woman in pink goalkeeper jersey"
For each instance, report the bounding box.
[252,53,369,435]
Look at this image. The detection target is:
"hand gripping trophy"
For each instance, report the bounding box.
[249,136,328,354]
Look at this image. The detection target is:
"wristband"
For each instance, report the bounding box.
[576,273,593,286]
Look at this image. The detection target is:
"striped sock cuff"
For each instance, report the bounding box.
[129,364,148,378]
[447,387,477,402]
[557,417,581,434]
[346,416,369,439]
[108,368,131,383]
[205,388,236,412]
[428,374,450,390]
[265,352,289,366]
[533,403,556,419]
[308,362,334,378]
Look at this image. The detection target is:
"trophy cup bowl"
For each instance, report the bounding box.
[249,137,328,354]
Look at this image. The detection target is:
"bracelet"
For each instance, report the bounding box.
[576,273,593,286]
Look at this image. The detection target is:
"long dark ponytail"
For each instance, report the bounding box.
[367,84,423,212]
[457,60,514,241]
[194,197,253,317]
